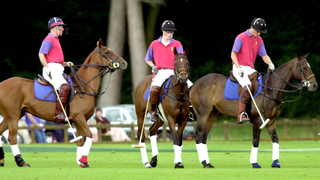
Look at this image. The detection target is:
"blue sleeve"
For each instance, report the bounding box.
[145,46,154,61]
[39,40,52,54]
[258,42,267,57]
[231,38,243,53]
[177,45,183,53]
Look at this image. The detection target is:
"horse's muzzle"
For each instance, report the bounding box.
[179,77,187,84]
[119,61,128,70]
[308,81,318,91]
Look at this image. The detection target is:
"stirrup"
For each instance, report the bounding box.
[54,114,73,123]
[237,112,250,124]
[188,112,195,121]
[150,111,158,122]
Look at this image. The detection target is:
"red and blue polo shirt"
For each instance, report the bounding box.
[145,36,183,69]
[231,29,267,68]
[39,33,64,64]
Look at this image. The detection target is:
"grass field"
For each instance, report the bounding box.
[1,141,320,180]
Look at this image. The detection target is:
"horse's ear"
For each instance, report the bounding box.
[184,47,189,56]
[174,47,178,56]
[97,38,103,49]
[303,52,310,59]
[296,52,302,60]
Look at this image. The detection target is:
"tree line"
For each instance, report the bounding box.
[3,0,320,119]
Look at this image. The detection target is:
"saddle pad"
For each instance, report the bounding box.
[144,76,173,101]
[224,75,262,100]
[34,76,73,102]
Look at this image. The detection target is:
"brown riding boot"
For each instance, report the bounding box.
[54,83,73,122]
[237,86,251,124]
[149,86,161,122]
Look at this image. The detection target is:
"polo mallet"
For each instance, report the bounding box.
[132,70,157,148]
[46,71,82,143]
[245,84,270,129]
[132,92,150,148]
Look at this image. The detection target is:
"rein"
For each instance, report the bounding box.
[258,58,314,104]
[69,47,120,98]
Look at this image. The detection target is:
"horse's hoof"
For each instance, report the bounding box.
[15,154,27,167]
[201,160,214,168]
[80,163,90,168]
[204,163,215,168]
[271,160,280,168]
[79,156,90,168]
[23,163,30,167]
[144,163,152,168]
[0,159,4,167]
[150,156,157,167]
[175,162,184,168]
[252,163,261,168]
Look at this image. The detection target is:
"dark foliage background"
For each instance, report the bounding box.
[2,1,320,119]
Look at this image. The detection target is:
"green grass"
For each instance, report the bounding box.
[208,123,320,141]
[1,141,320,180]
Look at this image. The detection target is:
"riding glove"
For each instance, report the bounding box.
[237,66,244,77]
[268,63,275,71]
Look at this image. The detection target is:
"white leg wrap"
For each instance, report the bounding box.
[173,145,183,163]
[76,146,83,165]
[10,144,21,156]
[139,143,149,164]
[82,137,93,156]
[250,146,258,163]
[196,143,210,163]
[150,135,158,157]
[272,143,279,160]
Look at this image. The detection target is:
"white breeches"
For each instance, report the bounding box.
[152,69,193,88]
[43,63,67,90]
[232,64,257,88]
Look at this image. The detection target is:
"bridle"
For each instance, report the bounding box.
[259,58,316,105]
[163,55,190,103]
[69,47,122,98]
[174,55,189,81]
[95,47,120,69]
[295,58,316,87]
[259,58,316,128]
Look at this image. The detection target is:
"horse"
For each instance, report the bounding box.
[190,53,318,168]
[0,39,127,168]
[135,48,190,168]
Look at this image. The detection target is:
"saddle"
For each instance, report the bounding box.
[144,76,173,101]
[36,74,75,102]
[229,71,260,96]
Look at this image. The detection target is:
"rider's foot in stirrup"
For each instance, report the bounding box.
[237,112,250,124]
[54,114,73,123]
